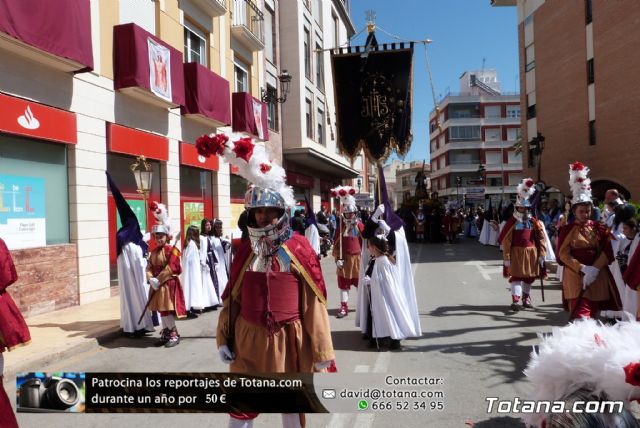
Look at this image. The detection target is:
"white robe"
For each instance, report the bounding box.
[356,229,422,339]
[305,224,321,255]
[117,242,154,333]
[604,233,639,320]
[200,236,222,308]
[365,255,421,340]
[181,240,205,311]
[206,235,229,305]
[478,219,490,245]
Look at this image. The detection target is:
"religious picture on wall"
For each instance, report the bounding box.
[148,38,172,102]
[252,99,264,140]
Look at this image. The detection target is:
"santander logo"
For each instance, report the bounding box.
[17,106,40,130]
[198,155,206,163]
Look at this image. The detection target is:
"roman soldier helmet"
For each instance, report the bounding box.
[568,161,593,206]
[150,201,172,238]
[515,178,536,209]
[194,132,294,257]
[331,185,357,215]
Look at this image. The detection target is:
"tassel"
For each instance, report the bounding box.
[327,360,338,373]
[265,311,277,338]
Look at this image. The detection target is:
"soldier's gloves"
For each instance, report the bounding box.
[218,345,235,364]
[371,204,385,222]
[580,265,600,288]
[362,275,371,286]
[538,256,545,267]
[314,360,332,370]
[336,260,344,269]
[503,260,511,268]
[377,220,391,235]
[149,277,160,290]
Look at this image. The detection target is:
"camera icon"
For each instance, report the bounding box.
[322,389,336,399]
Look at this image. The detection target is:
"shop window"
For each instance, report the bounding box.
[0,135,69,249]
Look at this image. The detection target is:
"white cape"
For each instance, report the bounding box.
[540,222,556,262]
[208,235,229,305]
[604,233,639,319]
[305,224,321,255]
[202,236,221,307]
[181,240,205,311]
[117,242,154,333]
[356,229,422,339]
[478,219,490,244]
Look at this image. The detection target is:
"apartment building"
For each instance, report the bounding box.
[429,70,523,207]
[0,0,270,316]
[492,0,640,200]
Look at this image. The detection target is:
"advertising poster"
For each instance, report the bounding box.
[148,37,172,102]
[183,202,204,236]
[0,174,46,250]
[116,199,146,232]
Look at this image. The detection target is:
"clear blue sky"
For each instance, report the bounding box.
[347,0,519,163]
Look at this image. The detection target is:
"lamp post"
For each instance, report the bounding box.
[261,70,293,104]
[357,177,362,194]
[528,132,545,182]
[130,156,153,231]
[477,164,486,207]
[455,175,462,206]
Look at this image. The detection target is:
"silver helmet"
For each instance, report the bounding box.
[245,186,290,257]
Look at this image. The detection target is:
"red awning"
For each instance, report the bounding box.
[107,123,169,162]
[181,62,231,126]
[0,0,93,72]
[232,92,268,141]
[113,23,185,107]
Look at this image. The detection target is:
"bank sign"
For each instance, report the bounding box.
[0,174,46,249]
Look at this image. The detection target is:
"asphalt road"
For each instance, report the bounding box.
[10,237,570,428]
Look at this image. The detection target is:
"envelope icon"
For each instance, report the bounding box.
[322,389,336,399]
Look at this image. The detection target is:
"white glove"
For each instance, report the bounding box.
[362,275,371,286]
[218,345,235,364]
[371,204,385,222]
[377,219,391,235]
[503,260,510,268]
[314,360,332,370]
[580,265,600,288]
[336,260,344,269]
[538,256,545,267]
[149,277,160,290]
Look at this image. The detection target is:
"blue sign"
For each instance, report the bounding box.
[0,174,46,223]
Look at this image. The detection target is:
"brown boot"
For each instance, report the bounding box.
[336,302,348,318]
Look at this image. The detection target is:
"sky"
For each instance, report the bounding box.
[346,0,519,163]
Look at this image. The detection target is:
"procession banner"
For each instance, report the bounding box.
[331,45,413,162]
[0,174,46,249]
[148,37,172,102]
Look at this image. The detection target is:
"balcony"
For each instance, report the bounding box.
[232,92,268,141]
[113,23,185,109]
[189,0,227,17]
[0,0,93,73]
[182,62,231,126]
[231,0,265,52]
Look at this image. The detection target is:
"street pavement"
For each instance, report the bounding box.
[10,237,575,428]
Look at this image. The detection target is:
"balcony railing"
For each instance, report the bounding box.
[231,0,264,50]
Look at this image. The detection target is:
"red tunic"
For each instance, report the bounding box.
[0,238,31,352]
[146,245,187,318]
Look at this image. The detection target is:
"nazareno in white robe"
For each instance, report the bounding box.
[181,240,205,311]
[200,236,221,308]
[305,224,321,255]
[604,232,639,320]
[356,229,422,340]
[204,235,226,306]
[118,242,154,333]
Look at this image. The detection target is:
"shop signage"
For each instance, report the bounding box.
[183,202,204,235]
[0,174,46,249]
[107,123,169,161]
[286,172,314,189]
[180,142,219,171]
[116,199,146,231]
[0,92,76,144]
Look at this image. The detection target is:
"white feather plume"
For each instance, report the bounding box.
[516,178,535,204]
[523,319,640,427]
[568,162,592,204]
[331,185,357,208]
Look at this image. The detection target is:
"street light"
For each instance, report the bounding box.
[357,177,362,194]
[455,175,462,206]
[528,132,545,181]
[261,70,293,104]
[130,155,153,230]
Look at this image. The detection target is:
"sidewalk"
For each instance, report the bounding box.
[3,295,122,380]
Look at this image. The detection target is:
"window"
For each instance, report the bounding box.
[234,60,249,92]
[266,84,278,131]
[305,99,313,139]
[507,128,521,141]
[313,0,322,25]
[586,0,592,24]
[587,58,595,84]
[506,106,521,118]
[484,105,501,118]
[264,7,275,64]
[449,126,481,140]
[487,176,503,187]
[315,43,324,91]
[0,136,69,249]
[589,120,596,145]
[184,21,207,66]
[317,107,324,145]
[304,28,311,80]
[508,174,524,186]
[525,44,535,72]
[527,104,536,119]
[485,128,501,142]
[508,151,522,164]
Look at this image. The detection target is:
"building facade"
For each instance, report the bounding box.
[279,0,359,213]
[493,0,640,200]
[0,0,272,316]
[383,160,431,210]
[429,70,523,208]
